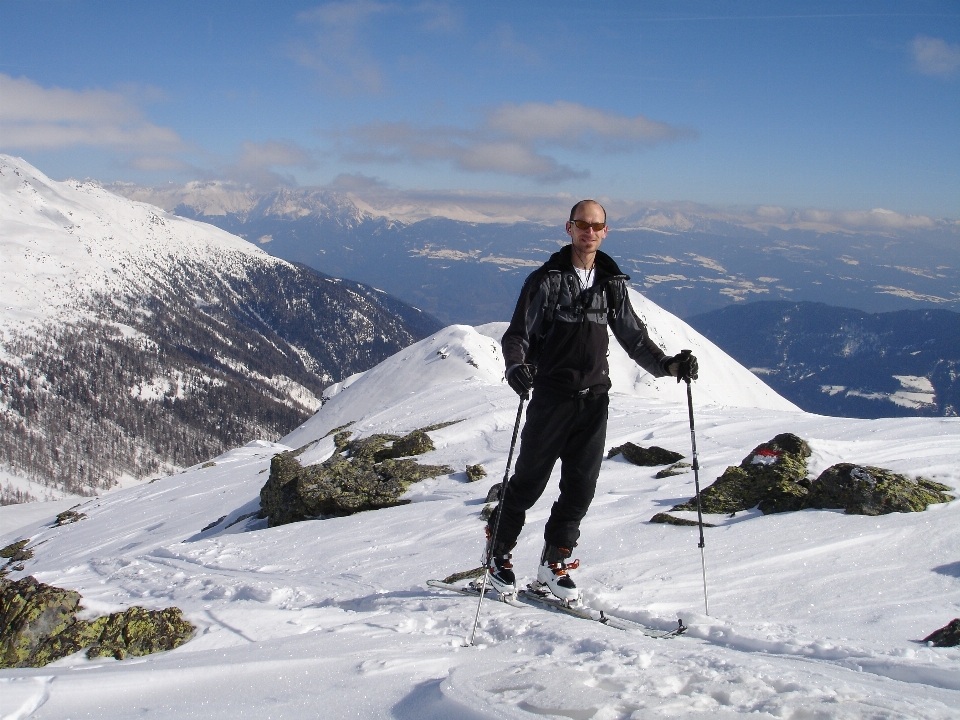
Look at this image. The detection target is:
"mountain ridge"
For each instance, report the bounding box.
[0,156,440,503]
[687,300,960,418]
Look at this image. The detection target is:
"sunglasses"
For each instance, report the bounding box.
[571,220,607,232]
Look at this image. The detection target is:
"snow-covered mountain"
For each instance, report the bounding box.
[108,182,960,331]
[1,314,957,718]
[0,156,439,503]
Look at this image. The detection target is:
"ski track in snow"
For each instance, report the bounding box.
[1,157,958,718]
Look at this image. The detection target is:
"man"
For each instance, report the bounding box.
[486,199,698,602]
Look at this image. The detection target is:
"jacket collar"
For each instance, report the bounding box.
[545,245,628,282]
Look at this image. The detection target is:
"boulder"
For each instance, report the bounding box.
[655,462,691,479]
[0,576,193,668]
[923,618,960,647]
[260,428,454,527]
[673,433,812,515]
[649,512,715,527]
[804,464,954,515]
[608,443,684,466]
[466,464,486,482]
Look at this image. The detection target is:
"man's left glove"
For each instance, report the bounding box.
[665,350,699,383]
[506,364,535,398]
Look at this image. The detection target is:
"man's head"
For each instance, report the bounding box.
[565,200,607,264]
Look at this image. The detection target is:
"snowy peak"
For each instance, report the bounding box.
[284,299,797,450]
[0,154,440,501]
[0,154,274,328]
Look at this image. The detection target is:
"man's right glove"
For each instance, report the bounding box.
[665,350,699,383]
[506,364,535,398]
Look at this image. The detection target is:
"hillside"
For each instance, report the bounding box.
[687,301,960,418]
[0,156,440,502]
[1,301,957,718]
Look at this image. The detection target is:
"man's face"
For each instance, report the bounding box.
[566,202,607,257]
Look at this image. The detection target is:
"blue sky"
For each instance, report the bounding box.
[2,0,958,218]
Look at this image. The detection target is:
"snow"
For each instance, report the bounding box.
[0,155,282,333]
[2,312,958,718]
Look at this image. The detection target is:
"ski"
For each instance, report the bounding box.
[427,579,686,639]
[518,585,686,639]
[427,579,523,606]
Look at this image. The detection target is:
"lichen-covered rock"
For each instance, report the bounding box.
[84,606,194,660]
[923,618,960,647]
[0,540,33,563]
[260,427,454,527]
[1,575,82,668]
[485,483,501,503]
[673,433,812,515]
[649,512,715,527]
[442,567,485,584]
[377,430,434,460]
[655,462,691,479]
[804,464,954,515]
[608,443,684,466]
[466,464,486,482]
[0,576,194,668]
[54,509,87,526]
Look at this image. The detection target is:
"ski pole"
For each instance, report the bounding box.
[466,394,526,646]
[680,350,709,616]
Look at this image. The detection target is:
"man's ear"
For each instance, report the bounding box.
[565,222,573,236]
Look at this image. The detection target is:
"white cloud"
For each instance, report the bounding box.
[911,35,960,78]
[487,101,693,148]
[0,74,184,151]
[340,101,694,182]
[219,140,318,188]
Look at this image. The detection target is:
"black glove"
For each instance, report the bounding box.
[666,350,698,383]
[506,364,535,398]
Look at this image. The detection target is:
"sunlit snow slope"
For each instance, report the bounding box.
[0,155,437,503]
[2,317,958,719]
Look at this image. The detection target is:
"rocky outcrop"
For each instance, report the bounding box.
[655,462,691,479]
[666,432,953,521]
[466,464,486,482]
[923,618,960,647]
[1,540,34,576]
[260,428,454,526]
[673,433,812,515]
[650,512,715,527]
[805,464,953,515]
[0,576,194,668]
[608,443,684,466]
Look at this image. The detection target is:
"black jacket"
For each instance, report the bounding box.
[502,245,670,395]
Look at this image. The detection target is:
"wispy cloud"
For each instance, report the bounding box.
[491,24,540,65]
[294,1,458,94]
[294,1,391,94]
[339,101,695,182]
[911,35,960,78]
[0,74,184,151]
[487,102,691,149]
[124,139,316,188]
[215,140,318,188]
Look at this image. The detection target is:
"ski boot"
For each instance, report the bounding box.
[535,544,581,605]
[480,528,517,597]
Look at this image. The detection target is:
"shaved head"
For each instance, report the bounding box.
[569,199,606,223]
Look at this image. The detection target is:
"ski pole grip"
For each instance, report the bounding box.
[679,349,692,384]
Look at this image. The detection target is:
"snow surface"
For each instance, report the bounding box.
[2,315,958,718]
[0,155,282,334]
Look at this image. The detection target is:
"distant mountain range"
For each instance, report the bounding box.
[0,157,440,502]
[110,183,960,326]
[686,301,960,418]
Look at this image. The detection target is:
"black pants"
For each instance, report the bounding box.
[489,388,609,551]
